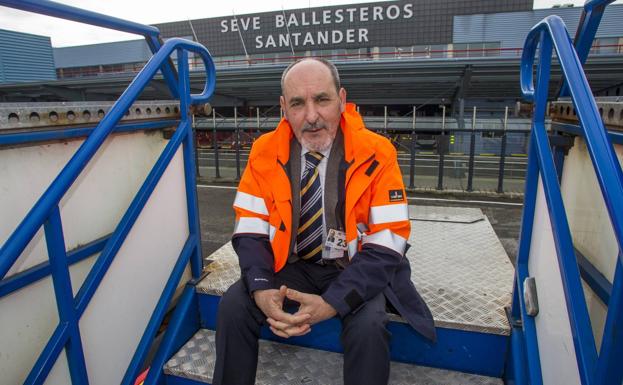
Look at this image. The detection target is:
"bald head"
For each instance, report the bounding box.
[279,57,346,153]
[280,58,341,96]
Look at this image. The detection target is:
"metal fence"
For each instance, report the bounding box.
[194,106,533,194]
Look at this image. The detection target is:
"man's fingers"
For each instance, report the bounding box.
[270,326,290,339]
[285,288,308,302]
[270,286,287,303]
[276,311,311,325]
[268,322,311,338]
[286,323,311,337]
[266,305,309,324]
[266,317,291,331]
[267,317,311,335]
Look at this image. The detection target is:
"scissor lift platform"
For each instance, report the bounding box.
[164,206,514,384]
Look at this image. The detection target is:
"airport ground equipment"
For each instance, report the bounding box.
[1,0,622,384]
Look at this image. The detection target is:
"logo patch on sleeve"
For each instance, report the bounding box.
[388,189,404,202]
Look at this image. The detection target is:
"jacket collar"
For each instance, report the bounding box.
[341,103,374,165]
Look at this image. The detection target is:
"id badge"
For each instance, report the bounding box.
[324,229,347,260]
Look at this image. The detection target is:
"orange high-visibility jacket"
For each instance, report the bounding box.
[233,103,409,268]
[232,103,435,342]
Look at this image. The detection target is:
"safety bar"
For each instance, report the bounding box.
[519,14,623,385]
[0,37,215,278]
[0,38,214,384]
[558,0,617,97]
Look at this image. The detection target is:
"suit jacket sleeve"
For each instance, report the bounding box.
[322,146,410,317]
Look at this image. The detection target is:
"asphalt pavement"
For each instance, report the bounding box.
[196,182,523,265]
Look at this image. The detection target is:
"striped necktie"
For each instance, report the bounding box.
[297,151,324,263]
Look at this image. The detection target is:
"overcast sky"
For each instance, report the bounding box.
[0,0,621,47]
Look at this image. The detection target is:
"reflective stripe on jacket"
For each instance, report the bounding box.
[232,103,410,272]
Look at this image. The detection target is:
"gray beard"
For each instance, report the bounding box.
[301,135,333,153]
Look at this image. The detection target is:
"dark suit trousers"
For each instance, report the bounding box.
[212,260,391,385]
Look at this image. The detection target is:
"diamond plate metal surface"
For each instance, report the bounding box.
[197,206,514,335]
[408,205,485,223]
[199,245,241,296]
[164,329,502,385]
[408,214,514,335]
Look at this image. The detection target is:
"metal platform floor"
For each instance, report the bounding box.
[164,329,503,385]
[197,205,515,336]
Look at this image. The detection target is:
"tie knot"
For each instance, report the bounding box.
[304,151,323,169]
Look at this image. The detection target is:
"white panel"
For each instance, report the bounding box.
[59,132,167,251]
[79,148,189,385]
[560,138,622,348]
[70,253,99,297]
[528,176,581,385]
[0,132,166,278]
[561,138,621,281]
[0,130,171,381]
[0,276,59,384]
[582,279,608,350]
[0,253,98,384]
[45,350,71,385]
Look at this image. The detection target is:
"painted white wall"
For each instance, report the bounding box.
[80,148,189,385]
[1,132,167,278]
[529,176,581,385]
[0,130,190,384]
[560,137,622,349]
[0,251,98,384]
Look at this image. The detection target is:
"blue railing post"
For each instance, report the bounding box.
[526,26,598,384]
[515,140,544,385]
[178,48,204,278]
[43,206,89,385]
[145,35,180,99]
[552,145,566,183]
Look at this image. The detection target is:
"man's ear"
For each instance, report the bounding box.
[339,88,347,112]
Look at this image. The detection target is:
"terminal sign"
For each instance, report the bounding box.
[219,3,415,50]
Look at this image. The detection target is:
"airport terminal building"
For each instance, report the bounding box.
[47,1,623,75]
[1,0,622,113]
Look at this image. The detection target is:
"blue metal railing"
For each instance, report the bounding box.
[516,6,623,385]
[0,2,216,384]
[558,0,617,97]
